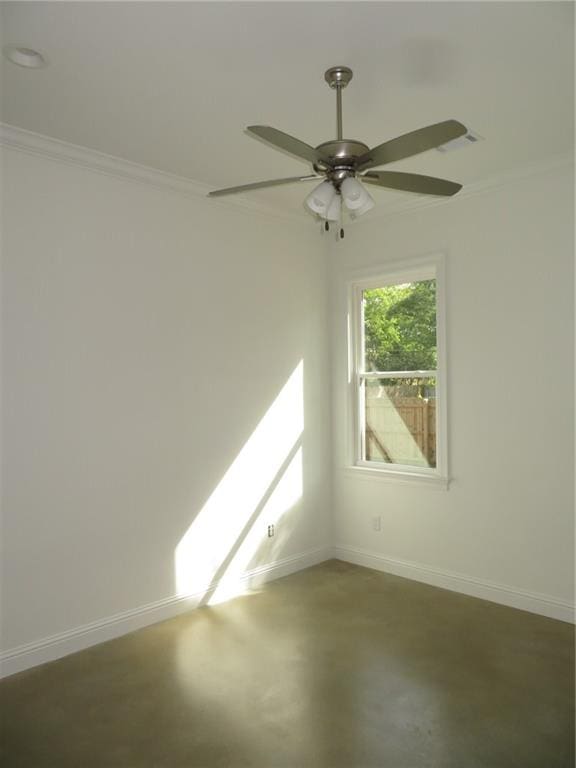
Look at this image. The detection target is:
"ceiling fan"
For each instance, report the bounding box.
[209,66,467,235]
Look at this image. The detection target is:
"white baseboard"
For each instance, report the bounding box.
[333,545,575,624]
[4,544,571,679]
[0,546,330,679]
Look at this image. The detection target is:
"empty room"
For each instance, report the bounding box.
[0,2,574,766]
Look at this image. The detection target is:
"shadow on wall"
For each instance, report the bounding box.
[174,361,304,607]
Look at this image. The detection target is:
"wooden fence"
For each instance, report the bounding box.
[365,394,436,467]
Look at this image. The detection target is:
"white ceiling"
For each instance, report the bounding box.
[1,1,574,215]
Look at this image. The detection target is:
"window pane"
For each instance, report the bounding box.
[363,377,436,468]
[363,280,436,372]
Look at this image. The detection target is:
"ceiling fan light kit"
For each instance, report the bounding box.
[209,66,468,238]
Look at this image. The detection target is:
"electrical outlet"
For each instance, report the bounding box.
[267,524,275,538]
[372,516,381,532]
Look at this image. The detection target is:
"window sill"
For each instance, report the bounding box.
[342,465,450,490]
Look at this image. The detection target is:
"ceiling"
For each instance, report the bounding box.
[1,1,574,216]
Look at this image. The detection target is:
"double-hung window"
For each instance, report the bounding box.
[350,258,447,481]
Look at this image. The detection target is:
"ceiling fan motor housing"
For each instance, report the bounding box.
[314,139,370,187]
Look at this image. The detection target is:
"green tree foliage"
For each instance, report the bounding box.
[363,280,437,372]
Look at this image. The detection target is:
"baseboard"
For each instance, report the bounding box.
[0,546,330,679]
[333,545,575,624]
[5,544,571,680]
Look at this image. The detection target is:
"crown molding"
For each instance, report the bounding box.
[2,123,572,226]
[362,152,574,222]
[0,123,308,225]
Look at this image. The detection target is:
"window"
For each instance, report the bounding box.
[349,258,447,481]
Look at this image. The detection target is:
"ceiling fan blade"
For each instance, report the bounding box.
[356,120,467,171]
[362,171,462,196]
[247,126,328,166]
[208,175,322,197]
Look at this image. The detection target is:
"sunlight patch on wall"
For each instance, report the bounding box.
[174,362,304,602]
[207,446,303,605]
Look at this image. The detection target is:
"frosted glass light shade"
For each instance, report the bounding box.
[349,194,375,218]
[325,194,341,221]
[341,177,374,214]
[305,181,336,216]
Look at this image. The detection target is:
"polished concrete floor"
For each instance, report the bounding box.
[0,560,574,768]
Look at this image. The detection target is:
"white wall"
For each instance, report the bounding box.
[0,144,332,667]
[331,164,574,620]
[1,138,573,679]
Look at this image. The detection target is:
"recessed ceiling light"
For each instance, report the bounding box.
[3,45,47,69]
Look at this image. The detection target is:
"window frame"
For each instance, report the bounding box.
[347,255,448,485]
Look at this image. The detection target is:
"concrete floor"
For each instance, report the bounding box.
[0,560,574,768]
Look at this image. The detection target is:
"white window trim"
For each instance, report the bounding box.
[345,254,449,486]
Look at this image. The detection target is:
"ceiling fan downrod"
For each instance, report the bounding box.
[324,66,353,141]
[315,67,371,189]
